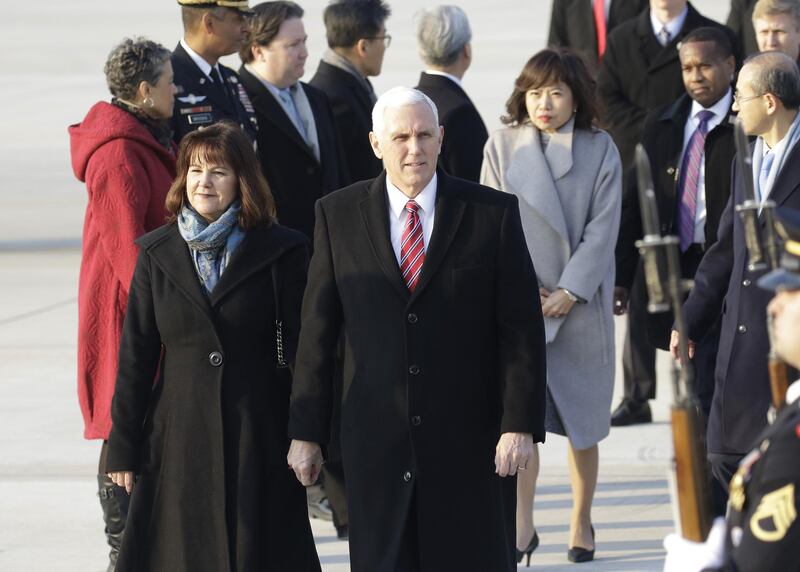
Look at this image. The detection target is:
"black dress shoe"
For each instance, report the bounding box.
[335,524,349,540]
[515,530,539,567]
[567,526,594,563]
[610,400,652,426]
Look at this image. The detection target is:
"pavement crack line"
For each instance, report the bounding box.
[0,297,77,326]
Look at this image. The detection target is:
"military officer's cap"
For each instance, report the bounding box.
[759,207,800,291]
[177,0,253,14]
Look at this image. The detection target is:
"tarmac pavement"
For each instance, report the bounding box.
[0,1,728,570]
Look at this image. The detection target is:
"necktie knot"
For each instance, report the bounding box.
[405,200,421,214]
[658,26,671,46]
[695,110,714,136]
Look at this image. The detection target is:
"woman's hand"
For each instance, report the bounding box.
[108,471,135,494]
[541,288,576,318]
[539,287,551,306]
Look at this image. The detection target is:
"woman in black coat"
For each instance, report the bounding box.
[106,122,320,572]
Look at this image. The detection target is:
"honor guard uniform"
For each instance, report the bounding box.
[664,207,800,572]
[171,0,258,144]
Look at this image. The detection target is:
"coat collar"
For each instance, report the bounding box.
[358,170,466,302]
[417,71,469,100]
[505,125,570,241]
[317,61,374,113]
[238,66,317,162]
[769,137,800,208]
[144,222,306,316]
[173,43,235,116]
[634,3,704,72]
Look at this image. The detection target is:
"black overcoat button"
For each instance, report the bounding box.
[407,313,418,324]
[411,416,422,426]
[209,351,223,366]
[403,470,413,482]
[409,365,420,375]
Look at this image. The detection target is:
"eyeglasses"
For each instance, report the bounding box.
[733,91,764,105]
[366,34,392,48]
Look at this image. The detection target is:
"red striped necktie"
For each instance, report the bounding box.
[400,200,425,292]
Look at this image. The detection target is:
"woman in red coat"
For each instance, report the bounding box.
[68,36,176,571]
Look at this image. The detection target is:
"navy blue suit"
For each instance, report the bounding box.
[683,138,800,456]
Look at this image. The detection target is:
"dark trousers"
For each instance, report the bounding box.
[709,452,743,492]
[622,266,657,404]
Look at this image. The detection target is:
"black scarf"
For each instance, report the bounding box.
[111,98,174,152]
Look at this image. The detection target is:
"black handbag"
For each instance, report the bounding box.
[271,263,289,369]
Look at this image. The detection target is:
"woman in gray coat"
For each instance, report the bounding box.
[481,49,621,565]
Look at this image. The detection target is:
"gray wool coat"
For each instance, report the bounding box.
[481,119,621,448]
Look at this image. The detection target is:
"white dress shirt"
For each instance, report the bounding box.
[650,7,688,46]
[180,38,222,83]
[387,173,437,265]
[679,88,732,244]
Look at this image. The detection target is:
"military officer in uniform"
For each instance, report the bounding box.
[171,0,258,143]
[664,206,800,572]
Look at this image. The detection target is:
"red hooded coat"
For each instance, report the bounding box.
[69,101,175,439]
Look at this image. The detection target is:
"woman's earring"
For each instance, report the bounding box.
[143,97,155,109]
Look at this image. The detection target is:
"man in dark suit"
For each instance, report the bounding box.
[751,0,800,60]
[614,27,736,424]
[673,52,800,491]
[598,0,736,426]
[727,0,759,56]
[238,1,346,241]
[309,0,390,183]
[548,0,647,75]
[171,0,258,143]
[287,87,547,572]
[414,5,487,183]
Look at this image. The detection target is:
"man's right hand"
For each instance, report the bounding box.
[287,439,324,486]
[669,330,696,363]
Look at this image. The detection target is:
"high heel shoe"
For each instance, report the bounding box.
[515,530,539,567]
[567,525,595,563]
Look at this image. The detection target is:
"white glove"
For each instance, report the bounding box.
[663,517,727,572]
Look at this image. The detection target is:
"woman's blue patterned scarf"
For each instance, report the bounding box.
[177,200,245,294]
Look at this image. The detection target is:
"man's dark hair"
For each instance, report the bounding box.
[679,27,734,60]
[240,1,304,63]
[323,0,391,49]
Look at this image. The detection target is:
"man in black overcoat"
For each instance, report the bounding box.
[414,6,487,183]
[598,0,736,427]
[238,2,347,241]
[674,52,800,491]
[171,0,258,143]
[287,87,547,572]
[308,0,390,183]
[615,27,736,421]
[548,0,647,76]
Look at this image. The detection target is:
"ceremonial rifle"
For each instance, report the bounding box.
[634,145,712,542]
[732,119,788,411]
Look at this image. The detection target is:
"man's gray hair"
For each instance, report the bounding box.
[416,5,472,68]
[746,51,800,109]
[104,37,172,101]
[372,87,440,137]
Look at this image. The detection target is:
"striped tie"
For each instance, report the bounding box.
[400,200,425,292]
[678,110,714,251]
